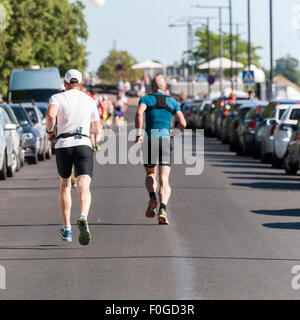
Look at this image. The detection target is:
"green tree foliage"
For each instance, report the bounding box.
[193,26,261,71]
[275,55,300,86]
[98,49,143,83]
[0,0,88,96]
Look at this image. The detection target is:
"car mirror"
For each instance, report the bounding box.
[266,119,276,126]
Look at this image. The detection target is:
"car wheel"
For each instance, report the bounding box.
[0,151,7,180]
[260,141,268,163]
[28,151,38,165]
[272,153,283,169]
[7,152,15,178]
[283,154,299,175]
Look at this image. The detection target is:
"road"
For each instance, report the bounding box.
[1,103,300,299]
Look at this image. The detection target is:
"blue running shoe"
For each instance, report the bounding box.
[59,228,72,242]
[77,216,91,246]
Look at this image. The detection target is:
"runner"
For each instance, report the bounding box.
[135,75,186,225]
[46,69,101,245]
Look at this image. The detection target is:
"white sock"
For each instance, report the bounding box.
[80,214,87,219]
[64,225,71,231]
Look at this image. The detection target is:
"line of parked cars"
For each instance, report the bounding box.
[180,96,300,175]
[0,66,62,180]
[0,101,52,180]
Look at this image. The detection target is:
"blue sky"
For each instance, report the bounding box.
[80,0,300,72]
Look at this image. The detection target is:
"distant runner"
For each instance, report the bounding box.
[135,75,186,225]
[46,69,101,245]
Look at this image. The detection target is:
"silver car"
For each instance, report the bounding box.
[0,109,17,179]
[258,103,291,163]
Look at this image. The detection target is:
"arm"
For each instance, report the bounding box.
[175,110,187,131]
[46,104,59,140]
[135,103,147,144]
[90,120,101,135]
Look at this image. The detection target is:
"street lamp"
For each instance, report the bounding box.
[269,0,274,99]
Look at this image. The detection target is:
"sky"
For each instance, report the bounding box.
[78,0,300,72]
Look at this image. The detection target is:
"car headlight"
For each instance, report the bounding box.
[23,133,34,140]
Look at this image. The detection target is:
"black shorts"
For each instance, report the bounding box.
[143,138,173,168]
[55,145,93,179]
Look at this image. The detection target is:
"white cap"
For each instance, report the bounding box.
[64,69,83,84]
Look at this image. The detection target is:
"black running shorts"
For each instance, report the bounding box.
[55,145,93,179]
[143,138,173,168]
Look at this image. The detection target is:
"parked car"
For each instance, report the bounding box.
[283,120,300,175]
[0,108,17,179]
[36,102,49,118]
[204,100,217,135]
[220,100,253,144]
[257,100,300,163]
[228,102,257,152]
[24,103,52,161]
[198,100,212,129]
[272,104,300,168]
[10,104,39,164]
[236,102,268,156]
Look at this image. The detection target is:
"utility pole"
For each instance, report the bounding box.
[247,0,251,70]
[269,0,274,99]
[229,0,234,91]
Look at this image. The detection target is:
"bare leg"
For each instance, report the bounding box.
[145,166,157,194]
[159,166,171,205]
[59,177,72,226]
[76,174,92,217]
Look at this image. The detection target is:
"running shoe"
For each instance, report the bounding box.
[58,228,72,242]
[77,216,91,246]
[158,208,169,225]
[145,198,158,218]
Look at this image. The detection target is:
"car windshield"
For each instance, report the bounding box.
[10,89,60,103]
[11,107,30,126]
[25,107,39,123]
[239,107,252,120]
[278,109,286,119]
[38,106,47,117]
[290,108,300,120]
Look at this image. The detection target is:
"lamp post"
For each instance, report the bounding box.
[269,0,274,99]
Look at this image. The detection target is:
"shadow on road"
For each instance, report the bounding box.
[263,222,300,230]
[232,182,300,190]
[252,209,300,217]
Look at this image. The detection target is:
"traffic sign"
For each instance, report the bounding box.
[208,75,216,85]
[242,70,255,84]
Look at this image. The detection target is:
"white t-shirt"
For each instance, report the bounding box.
[49,89,100,149]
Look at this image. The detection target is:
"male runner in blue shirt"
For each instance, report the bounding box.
[135,75,186,225]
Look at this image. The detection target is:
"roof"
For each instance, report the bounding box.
[273,75,300,92]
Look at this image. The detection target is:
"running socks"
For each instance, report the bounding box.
[63,225,71,231]
[160,203,167,211]
[149,192,157,201]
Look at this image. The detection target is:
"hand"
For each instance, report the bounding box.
[135,136,143,144]
[47,132,56,141]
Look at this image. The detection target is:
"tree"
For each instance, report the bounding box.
[0,0,88,96]
[193,26,261,72]
[98,50,143,83]
[274,55,300,86]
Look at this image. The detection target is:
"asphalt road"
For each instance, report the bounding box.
[1,105,300,299]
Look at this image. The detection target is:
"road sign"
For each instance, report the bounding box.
[242,70,255,84]
[208,75,215,85]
